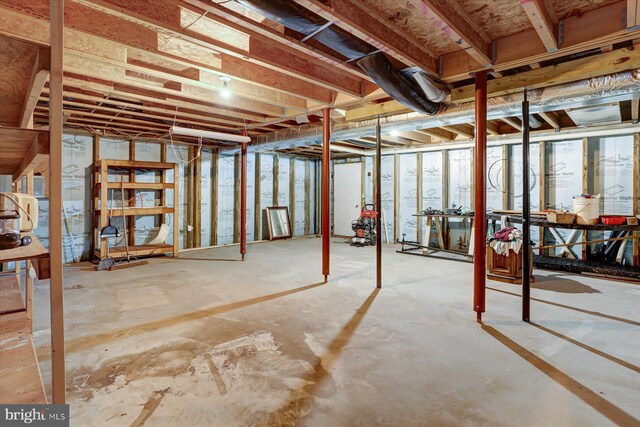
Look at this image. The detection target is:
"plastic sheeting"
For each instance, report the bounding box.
[546,140,583,254]
[421,151,443,246]
[448,149,472,210]
[380,155,395,243]
[199,150,213,247]
[278,156,290,207]
[246,153,256,242]
[510,143,540,245]
[217,154,235,245]
[259,154,274,240]
[486,146,503,211]
[398,154,418,241]
[166,144,188,249]
[133,142,162,247]
[294,159,306,236]
[60,134,93,262]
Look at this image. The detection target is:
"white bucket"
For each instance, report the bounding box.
[573,196,600,225]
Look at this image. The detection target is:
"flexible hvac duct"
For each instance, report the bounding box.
[236,0,440,113]
[237,70,640,152]
[402,67,448,102]
[357,53,439,115]
[236,0,375,60]
[528,115,543,128]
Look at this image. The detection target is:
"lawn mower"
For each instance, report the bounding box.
[351,204,377,246]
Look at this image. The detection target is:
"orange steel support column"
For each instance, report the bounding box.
[322,108,331,282]
[240,129,248,261]
[473,71,488,323]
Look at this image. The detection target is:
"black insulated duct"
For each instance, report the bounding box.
[236,0,442,115]
[358,53,439,115]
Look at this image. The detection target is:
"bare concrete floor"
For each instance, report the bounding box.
[31,237,639,426]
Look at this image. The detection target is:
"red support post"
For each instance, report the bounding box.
[322,107,331,282]
[473,70,488,323]
[240,129,248,261]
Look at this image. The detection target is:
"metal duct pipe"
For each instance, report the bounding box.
[238,70,640,153]
[528,114,543,128]
[236,0,440,114]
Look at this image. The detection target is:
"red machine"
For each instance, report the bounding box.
[351,204,377,246]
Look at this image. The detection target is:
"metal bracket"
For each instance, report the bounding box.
[557,20,564,48]
[491,40,497,65]
[300,21,333,43]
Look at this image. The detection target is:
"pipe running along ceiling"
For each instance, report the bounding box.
[235,0,443,115]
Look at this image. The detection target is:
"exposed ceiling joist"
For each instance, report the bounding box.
[538,111,560,130]
[417,0,492,67]
[20,47,50,128]
[520,0,557,52]
[501,117,522,131]
[452,46,640,102]
[292,0,439,75]
[182,0,370,82]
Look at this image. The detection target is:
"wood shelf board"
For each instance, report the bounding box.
[0,275,24,314]
[96,160,176,170]
[0,127,49,177]
[98,243,173,257]
[0,311,47,404]
[96,182,174,190]
[95,207,174,216]
[0,233,48,263]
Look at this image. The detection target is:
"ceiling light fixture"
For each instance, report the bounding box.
[220,76,232,98]
[389,129,399,136]
[170,126,250,143]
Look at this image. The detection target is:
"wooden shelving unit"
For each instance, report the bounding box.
[93,159,179,260]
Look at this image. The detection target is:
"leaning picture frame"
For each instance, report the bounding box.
[265,206,292,240]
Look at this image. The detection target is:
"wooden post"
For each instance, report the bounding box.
[49,0,66,404]
[254,153,261,240]
[128,140,136,248]
[376,116,382,288]
[173,164,179,255]
[539,141,548,256]
[322,108,331,282]
[473,70,487,323]
[25,171,34,331]
[193,151,201,248]
[634,133,639,266]
[416,153,423,244]
[211,149,218,246]
[522,89,532,323]
[305,160,311,235]
[240,130,248,260]
[582,137,589,260]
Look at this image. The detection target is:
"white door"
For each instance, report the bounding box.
[333,162,362,236]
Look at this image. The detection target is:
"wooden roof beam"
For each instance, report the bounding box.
[416,128,456,141]
[416,0,492,67]
[501,117,523,131]
[292,0,439,75]
[538,111,560,130]
[520,0,557,52]
[13,132,49,181]
[0,2,357,103]
[73,0,364,98]
[451,47,640,102]
[20,47,50,128]
[182,0,370,82]
[441,1,640,81]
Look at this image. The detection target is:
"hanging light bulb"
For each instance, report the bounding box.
[220,76,232,98]
[389,129,399,137]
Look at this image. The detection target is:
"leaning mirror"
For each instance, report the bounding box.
[266,206,292,240]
